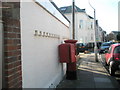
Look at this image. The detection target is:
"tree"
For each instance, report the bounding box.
[117,33,120,41]
[107,33,115,41]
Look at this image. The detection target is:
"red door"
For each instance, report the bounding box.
[105,46,112,63]
[105,53,110,63]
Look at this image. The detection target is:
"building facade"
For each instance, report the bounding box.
[96,20,106,42]
[59,6,95,44]
[98,26,106,42]
[107,31,120,41]
[118,1,120,31]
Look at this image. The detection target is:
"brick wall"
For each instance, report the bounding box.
[2,1,22,88]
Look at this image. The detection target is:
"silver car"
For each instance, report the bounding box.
[99,42,112,54]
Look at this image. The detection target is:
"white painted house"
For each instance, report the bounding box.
[118,1,120,31]
[21,0,70,88]
[59,6,95,44]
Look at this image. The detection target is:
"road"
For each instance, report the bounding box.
[99,54,120,84]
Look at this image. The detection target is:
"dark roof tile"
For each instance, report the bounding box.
[59,5,86,14]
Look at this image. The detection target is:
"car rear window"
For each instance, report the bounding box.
[102,43,111,46]
[78,43,84,46]
[76,43,84,47]
[114,46,120,53]
[80,43,84,46]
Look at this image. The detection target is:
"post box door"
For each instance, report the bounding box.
[59,44,70,63]
[70,44,76,62]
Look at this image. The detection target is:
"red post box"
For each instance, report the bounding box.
[59,39,78,80]
[59,43,76,63]
[64,40,77,80]
[64,39,77,44]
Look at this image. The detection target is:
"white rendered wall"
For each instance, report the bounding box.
[21,0,69,88]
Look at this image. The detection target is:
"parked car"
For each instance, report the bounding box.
[105,43,120,76]
[99,42,115,54]
[76,43,86,54]
[85,42,102,52]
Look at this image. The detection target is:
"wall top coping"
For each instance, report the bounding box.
[34,0,70,27]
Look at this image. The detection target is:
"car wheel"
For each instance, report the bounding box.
[109,63,115,76]
[105,61,108,66]
[99,52,101,55]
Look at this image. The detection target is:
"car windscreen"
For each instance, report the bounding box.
[114,46,120,53]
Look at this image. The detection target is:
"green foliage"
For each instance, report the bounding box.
[117,33,120,41]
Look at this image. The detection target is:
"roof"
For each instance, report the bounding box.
[59,5,86,14]
[111,43,120,48]
[111,31,120,35]
[88,15,94,19]
[59,5,94,20]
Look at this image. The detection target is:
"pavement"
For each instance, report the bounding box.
[56,53,120,88]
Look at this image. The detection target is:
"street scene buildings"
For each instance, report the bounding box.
[0,0,120,89]
[60,5,95,43]
[59,5,106,43]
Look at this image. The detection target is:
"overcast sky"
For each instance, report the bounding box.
[53,0,119,34]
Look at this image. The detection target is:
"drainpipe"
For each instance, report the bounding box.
[1,2,5,88]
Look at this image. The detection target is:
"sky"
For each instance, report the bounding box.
[53,0,119,34]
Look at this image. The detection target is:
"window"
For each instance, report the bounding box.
[108,46,112,53]
[114,46,120,53]
[102,42,111,46]
[91,22,93,29]
[88,22,90,29]
[91,34,93,40]
[61,8,66,11]
[79,20,83,29]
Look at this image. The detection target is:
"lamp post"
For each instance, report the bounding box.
[89,0,98,62]
[65,0,77,80]
[72,0,75,39]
